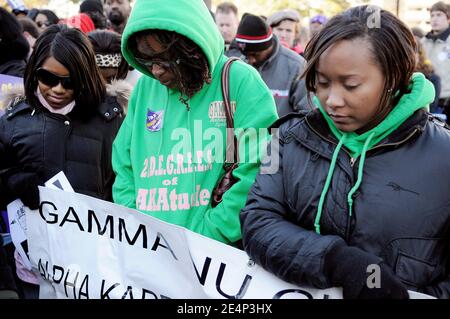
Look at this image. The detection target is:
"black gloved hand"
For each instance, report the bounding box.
[325,242,409,299]
[358,262,409,299]
[6,172,41,210]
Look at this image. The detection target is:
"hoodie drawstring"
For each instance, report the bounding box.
[314,132,375,235]
[347,132,375,218]
[314,134,346,234]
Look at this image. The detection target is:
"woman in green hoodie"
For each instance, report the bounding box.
[241,6,450,299]
[112,0,278,245]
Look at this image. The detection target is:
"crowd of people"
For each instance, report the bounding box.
[0,0,449,299]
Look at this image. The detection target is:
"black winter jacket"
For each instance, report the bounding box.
[241,109,450,298]
[0,95,124,208]
[0,60,27,78]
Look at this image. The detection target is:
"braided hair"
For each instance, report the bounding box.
[130,29,212,108]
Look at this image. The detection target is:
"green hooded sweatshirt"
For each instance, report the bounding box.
[112,0,278,244]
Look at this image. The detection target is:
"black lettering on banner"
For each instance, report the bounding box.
[160,294,171,299]
[78,275,89,299]
[273,289,314,299]
[60,207,85,231]
[38,258,48,279]
[87,209,114,238]
[52,265,65,284]
[193,256,212,286]
[39,201,58,224]
[215,262,252,299]
[142,289,158,299]
[64,268,79,299]
[101,280,120,299]
[121,286,134,299]
[118,218,147,248]
[150,232,178,260]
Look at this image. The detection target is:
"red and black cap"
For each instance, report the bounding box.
[235,13,273,52]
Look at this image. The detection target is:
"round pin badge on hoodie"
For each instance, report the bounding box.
[146,109,164,132]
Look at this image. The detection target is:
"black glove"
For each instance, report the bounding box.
[6,172,41,210]
[325,242,409,299]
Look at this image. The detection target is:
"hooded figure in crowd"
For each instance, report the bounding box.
[241,6,450,299]
[112,0,278,245]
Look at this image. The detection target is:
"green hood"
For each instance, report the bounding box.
[315,72,435,158]
[121,0,224,78]
[313,72,435,234]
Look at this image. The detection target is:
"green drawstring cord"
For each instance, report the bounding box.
[347,132,375,218]
[314,134,347,234]
[314,132,376,234]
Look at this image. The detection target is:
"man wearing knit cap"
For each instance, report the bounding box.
[267,9,302,54]
[228,13,310,116]
[422,1,450,121]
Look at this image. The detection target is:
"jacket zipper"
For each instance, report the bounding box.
[368,128,420,152]
[305,117,352,158]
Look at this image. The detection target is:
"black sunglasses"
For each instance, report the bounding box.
[36,68,74,90]
[36,21,50,28]
[134,57,181,69]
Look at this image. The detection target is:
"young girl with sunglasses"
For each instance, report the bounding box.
[0,24,124,298]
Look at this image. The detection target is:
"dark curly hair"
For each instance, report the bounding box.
[129,29,212,108]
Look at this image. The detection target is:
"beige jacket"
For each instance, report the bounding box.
[422,28,450,99]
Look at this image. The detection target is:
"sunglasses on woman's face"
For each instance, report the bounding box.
[36,68,74,90]
[134,57,181,70]
[36,21,50,28]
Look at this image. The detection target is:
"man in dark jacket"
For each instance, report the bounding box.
[227,13,310,117]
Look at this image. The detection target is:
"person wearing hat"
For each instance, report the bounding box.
[65,13,96,34]
[309,14,328,39]
[267,9,303,55]
[111,0,277,247]
[421,1,450,122]
[7,0,28,17]
[227,13,310,116]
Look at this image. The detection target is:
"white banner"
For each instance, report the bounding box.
[25,187,432,299]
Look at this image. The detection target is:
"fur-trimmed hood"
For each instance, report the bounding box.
[106,79,132,114]
[0,79,132,114]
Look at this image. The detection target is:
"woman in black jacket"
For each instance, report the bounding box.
[0,24,124,298]
[0,24,124,209]
[241,6,450,299]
